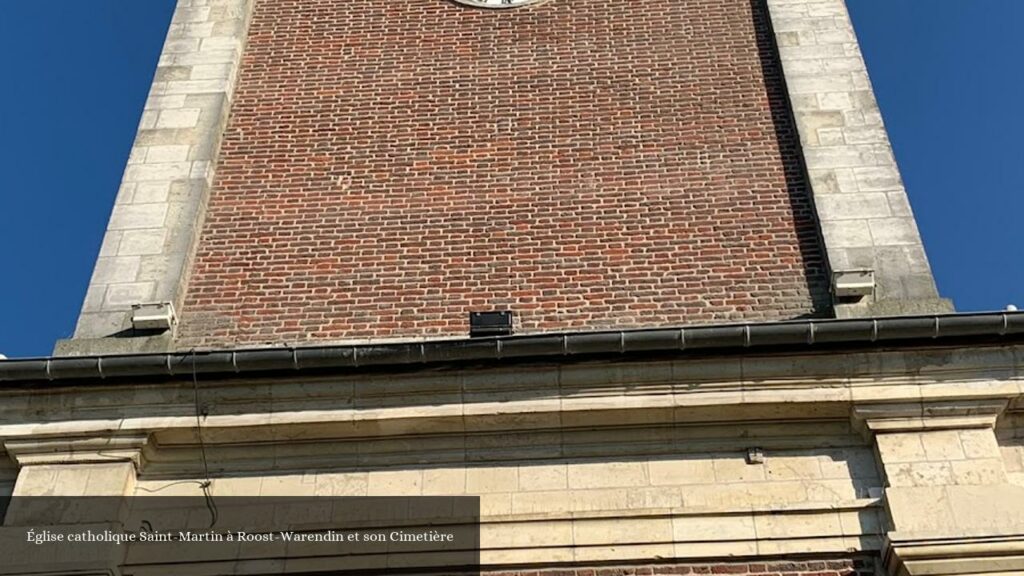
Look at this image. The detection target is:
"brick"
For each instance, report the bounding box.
[178,0,829,348]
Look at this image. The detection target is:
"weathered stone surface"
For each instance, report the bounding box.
[61,0,254,350]
[765,0,952,316]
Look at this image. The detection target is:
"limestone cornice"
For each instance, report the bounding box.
[0,344,1021,451]
[4,432,150,469]
[851,399,1010,439]
[884,533,1024,576]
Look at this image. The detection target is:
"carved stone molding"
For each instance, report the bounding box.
[884,533,1024,576]
[4,433,150,470]
[851,399,1010,439]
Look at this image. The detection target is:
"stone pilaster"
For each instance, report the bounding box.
[57,0,255,355]
[4,433,147,517]
[0,434,148,576]
[853,401,1024,575]
[764,0,953,317]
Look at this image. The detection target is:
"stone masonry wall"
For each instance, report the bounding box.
[136,441,886,563]
[482,559,876,576]
[764,0,949,315]
[68,0,253,345]
[177,0,830,347]
[998,413,1024,488]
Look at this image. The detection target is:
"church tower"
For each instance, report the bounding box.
[3,2,1024,576]
[61,0,950,354]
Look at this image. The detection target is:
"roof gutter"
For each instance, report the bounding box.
[1,312,1023,385]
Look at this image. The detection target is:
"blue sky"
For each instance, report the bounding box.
[0,1,1021,358]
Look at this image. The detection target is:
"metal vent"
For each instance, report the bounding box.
[469,311,513,338]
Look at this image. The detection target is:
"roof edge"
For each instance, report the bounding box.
[2,312,1023,384]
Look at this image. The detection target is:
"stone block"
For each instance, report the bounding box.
[950,458,1007,486]
[480,493,512,516]
[945,484,1024,536]
[839,508,883,536]
[518,464,567,491]
[815,193,891,220]
[118,229,167,256]
[422,468,466,495]
[753,479,812,505]
[102,282,156,308]
[466,467,517,494]
[569,488,631,512]
[567,461,647,489]
[754,510,843,538]
[161,78,231,95]
[764,455,823,480]
[804,478,862,502]
[511,490,572,515]
[123,162,193,183]
[627,486,683,509]
[853,165,902,192]
[107,203,168,230]
[81,284,106,313]
[674,540,758,558]
[145,145,192,164]
[144,94,188,110]
[921,430,967,462]
[819,448,879,480]
[787,73,857,95]
[91,257,141,285]
[155,108,202,129]
[886,462,954,488]
[818,92,854,110]
[868,218,923,246]
[366,470,422,496]
[816,127,846,145]
[672,513,755,541]
[821,220,872,248]
[843,125,889,145]
[258,474,313,496]
[481,520,572,549]
[648,457,715,486]
[808,167,859,194]
[1000,445,1024,473]
[573,517,673,546]
[130,181,172,204]
[72,311,130,338]
[190,63,234,80]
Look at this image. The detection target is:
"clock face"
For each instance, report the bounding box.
[452,0,544,8]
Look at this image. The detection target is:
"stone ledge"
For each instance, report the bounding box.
[54,334,173,357]
[4,433,150,469]
[836,298,956,319]
[885,533,1024,576]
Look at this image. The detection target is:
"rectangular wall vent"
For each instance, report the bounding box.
[469,311,513,338]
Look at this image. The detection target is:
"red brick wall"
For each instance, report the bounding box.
[179,0,829,347]
[482,559,874,576]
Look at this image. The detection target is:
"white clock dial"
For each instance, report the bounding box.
[452,0,544,8]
